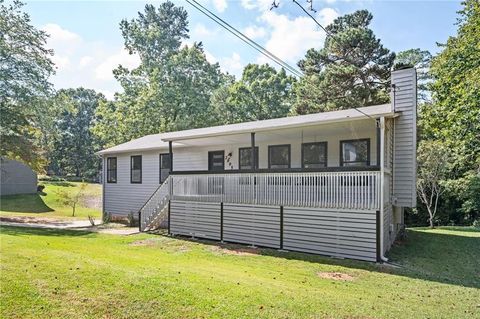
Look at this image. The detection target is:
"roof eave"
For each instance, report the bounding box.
[162,110,397,142]
[96,145,170,156]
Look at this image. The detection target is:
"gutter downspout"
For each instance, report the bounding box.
[379,116,388,262]
[101,155,106,222]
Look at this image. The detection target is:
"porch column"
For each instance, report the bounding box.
[251,132,256,170]
[376,119,381,166]
[169,141,173,172]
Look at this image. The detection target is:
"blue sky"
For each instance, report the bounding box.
[24,0,462,99]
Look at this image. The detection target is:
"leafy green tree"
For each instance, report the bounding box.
[212,64,296,124]
[120,2,189,70]
[424,0,480,175]
[94,2,225,144]
[49,88,105,178]
[294,10,395,114]
[416,140,452,228]
[0,0,54,171]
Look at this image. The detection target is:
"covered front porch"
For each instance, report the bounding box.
[163,112,388,211]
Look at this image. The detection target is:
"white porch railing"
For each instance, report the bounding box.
[170,171,381,211]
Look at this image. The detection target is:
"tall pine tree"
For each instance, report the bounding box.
[294,10,395,114]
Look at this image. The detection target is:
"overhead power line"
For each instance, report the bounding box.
[292,0,331,37]
[186,0,303,77]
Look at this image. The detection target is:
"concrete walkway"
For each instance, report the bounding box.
[0,217,139,235]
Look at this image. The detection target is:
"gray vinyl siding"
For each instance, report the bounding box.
[392,68,417,208]
[0,158,37,196]
[103,151,163,216]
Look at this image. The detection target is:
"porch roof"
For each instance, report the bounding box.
[97,103,394,155]
[161,104,394,142]
[96,133,169,155]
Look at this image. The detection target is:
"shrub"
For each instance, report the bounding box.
[103,212,111,224]
[127,211,137,227]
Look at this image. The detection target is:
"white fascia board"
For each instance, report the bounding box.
[162,105,395,142]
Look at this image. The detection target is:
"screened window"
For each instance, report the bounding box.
[268,145,290,169]
[340,139,370,166]
[302,142,327,168]
[239,147,259,170]
[106,157,117,183]
[130,155,142,183]
[159,153,171,183]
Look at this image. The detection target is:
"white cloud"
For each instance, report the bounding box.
[42,23,81,71]
[204,50,217,64]
[43,23,81,44]
[79,56,94,68]
[99,89,115,100]
[212,0,227,12]
[193,23,215,38]
[317,7,339,26]
[220,52,243,75]
[240,0,273,11]
[243,25,266,39]
[95,49,140,81]
[41,22,141,100]
[258,8,339,64]
[51,54,71,70]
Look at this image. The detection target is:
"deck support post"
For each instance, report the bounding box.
[279,206,284,250]
[251,132,256,170]
[167,200,171,235]
[138,211,142,232]
[220,202,224,243]
[376,210,381,262]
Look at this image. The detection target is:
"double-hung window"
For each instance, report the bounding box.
[268,145,290,169]
[340,139,370,166]
[106,157,117,183]
[239,147,259,170]
[130,155,142,183]
[302,142,327,168]
[159,154,171,183]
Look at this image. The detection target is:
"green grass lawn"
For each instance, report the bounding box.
[0,226,478,319]
[0,182,102,220]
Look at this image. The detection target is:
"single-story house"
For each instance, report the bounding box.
[97,68,417,262]
[0,157,38,196]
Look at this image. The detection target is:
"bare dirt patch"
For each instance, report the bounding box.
[82,196,102,210]
[210,245,260,256]
[0,216,67,224]
[129,238,163,247]
[317,272,355,281]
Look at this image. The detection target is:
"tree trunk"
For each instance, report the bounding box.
[429,217,434,229]
[72,203,76,217]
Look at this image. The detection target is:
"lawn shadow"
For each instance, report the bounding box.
[0,193,54,213]
[42,181,76,187]
[152,228,480,289]
[0,225,96,237]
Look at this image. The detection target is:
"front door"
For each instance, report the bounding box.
[208,151,225,171]
[208,151,224,196]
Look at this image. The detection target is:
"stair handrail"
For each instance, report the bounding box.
[139,176,171,231]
